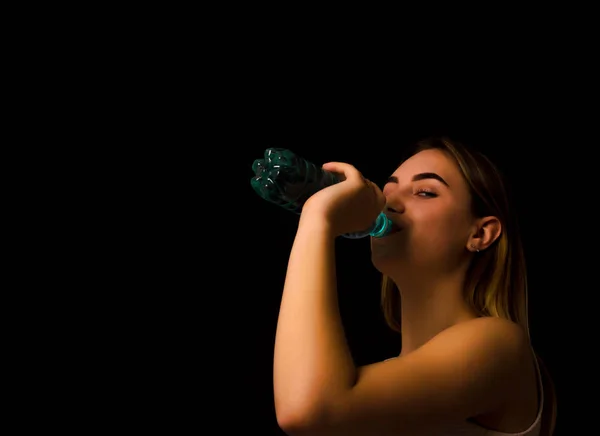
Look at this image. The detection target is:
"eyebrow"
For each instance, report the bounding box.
[387,172,450,187]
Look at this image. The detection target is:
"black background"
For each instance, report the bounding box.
[121,42,595,435]
[48,9,600,434]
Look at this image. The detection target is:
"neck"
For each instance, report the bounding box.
[391,268,478,356]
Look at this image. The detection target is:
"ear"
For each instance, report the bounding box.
[467,216,501,253]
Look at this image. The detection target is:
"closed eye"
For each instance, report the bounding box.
[416,189,437,198]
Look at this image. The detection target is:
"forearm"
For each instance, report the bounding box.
[273,217,356,423]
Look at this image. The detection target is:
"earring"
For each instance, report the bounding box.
[471,244,480,253]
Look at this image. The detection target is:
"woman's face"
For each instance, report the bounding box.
[371,148,476,274]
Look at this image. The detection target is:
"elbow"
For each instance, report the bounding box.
[275,401,328,435]
[276,411,309,435]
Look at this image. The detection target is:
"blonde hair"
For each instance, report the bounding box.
[380,137,556,435]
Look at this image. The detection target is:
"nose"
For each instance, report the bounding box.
[384,185,405,214]
[385,198,405,214]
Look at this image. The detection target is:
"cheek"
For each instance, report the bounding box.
[413,208,469,247]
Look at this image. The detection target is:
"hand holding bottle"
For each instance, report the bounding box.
[251,147,392,239]
[301,162,386,238]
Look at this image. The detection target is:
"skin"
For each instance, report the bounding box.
[273,149,539,436]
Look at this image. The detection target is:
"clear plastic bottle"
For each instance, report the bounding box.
[250,148,393,239]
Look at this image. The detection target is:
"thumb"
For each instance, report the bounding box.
[322,162,359,180]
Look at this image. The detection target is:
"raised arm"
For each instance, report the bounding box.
[273,162,386,430]
[273,215,356,428]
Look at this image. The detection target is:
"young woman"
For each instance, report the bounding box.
[273,137,556,435]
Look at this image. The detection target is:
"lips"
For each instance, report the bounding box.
[388,223,402,234]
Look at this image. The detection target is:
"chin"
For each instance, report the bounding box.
[370,234,403,254]
[370,248,405,276]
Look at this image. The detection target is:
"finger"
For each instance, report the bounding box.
[322,162,362,182]
[365,179,385,207]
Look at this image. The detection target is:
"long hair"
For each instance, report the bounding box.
[380,137,556,435]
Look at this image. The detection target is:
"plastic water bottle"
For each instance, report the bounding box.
[250,147,392,239]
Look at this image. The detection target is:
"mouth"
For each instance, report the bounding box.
[392,224,402,233]
[386,223,403,235]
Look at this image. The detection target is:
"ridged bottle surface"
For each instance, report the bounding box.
[251,148,392,239]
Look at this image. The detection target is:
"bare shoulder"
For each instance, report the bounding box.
[419,316,532,382]
[320,317,534,435]
[431,317,539,431]
[429,316,529,352]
